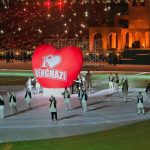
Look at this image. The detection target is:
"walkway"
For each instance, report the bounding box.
[0,87,150,142]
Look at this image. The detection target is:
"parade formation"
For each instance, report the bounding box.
[0,71,150,120]
[0,65,150,143]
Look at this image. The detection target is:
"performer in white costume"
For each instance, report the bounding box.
[114,73,119,93]
[75,74,85,91]
[49,95,58,122]
[122,79,128,103]
[108,73,114,91]
[137,92,145,115]
[25,88,32,110]
[81,90,88,112]
[62,88,72,111]
[78,87,84,106]
[9,91,17,114]
[145,83,150,101]
[26,77,33,92]
[35,80,40,94]
[0,95,5,118]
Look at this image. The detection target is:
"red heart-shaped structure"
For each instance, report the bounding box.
[32,44,83,88]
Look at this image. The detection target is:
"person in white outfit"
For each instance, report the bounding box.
[137,92,145,115]
[122,79,128,103]
[7,91,10,98]
[145,83,150,101]
[108,73,114,91]
[24,88,32,110]
[49,95,58,121]
[80,74,85,87]
[0,95,5,118]
[9,91,17,114]
[78,87,84,106]
[114,73,119,93]
[35,80,40,94]
[122,77,128,87]
[26,77,33,92]
[62,88,72,111]
[81,90,88,112]
[75,74,85,91]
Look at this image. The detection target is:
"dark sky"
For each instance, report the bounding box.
[0,0,128,49]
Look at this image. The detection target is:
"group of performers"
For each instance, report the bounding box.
[0,77,40,118]
[109,73,150,115]
[0,88,32,118]
[0,71,150,119]
[49,71,91,122]
[49,71,92,121]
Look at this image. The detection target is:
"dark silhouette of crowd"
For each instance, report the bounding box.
[0,50,32,63]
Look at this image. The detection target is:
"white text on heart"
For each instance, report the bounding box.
[35,69,67,81]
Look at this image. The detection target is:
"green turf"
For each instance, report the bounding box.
[0,76,28,85]
[0,120,150,150]
[0,72,150,87]
[0,71,33,77]
[92,73,150,91]
[0,71,33,85]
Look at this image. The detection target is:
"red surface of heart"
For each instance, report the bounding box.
[32,44,83,88]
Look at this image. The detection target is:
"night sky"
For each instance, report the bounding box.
[0,0,128,49]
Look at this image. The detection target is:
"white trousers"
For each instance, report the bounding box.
[9,102,17,114]
[137,103,145,114]
[64,98,71,110]
[27,85,32,91]
[122,92,128,102]
[82,101,87,112]
[0,106,4,118]
[109,82,114,90]
[36,87,40,94]
[114,83,119,93]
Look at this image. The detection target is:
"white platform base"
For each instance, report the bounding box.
[43,88,65,97]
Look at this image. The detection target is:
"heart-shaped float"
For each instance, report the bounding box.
[32,44,83,88]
